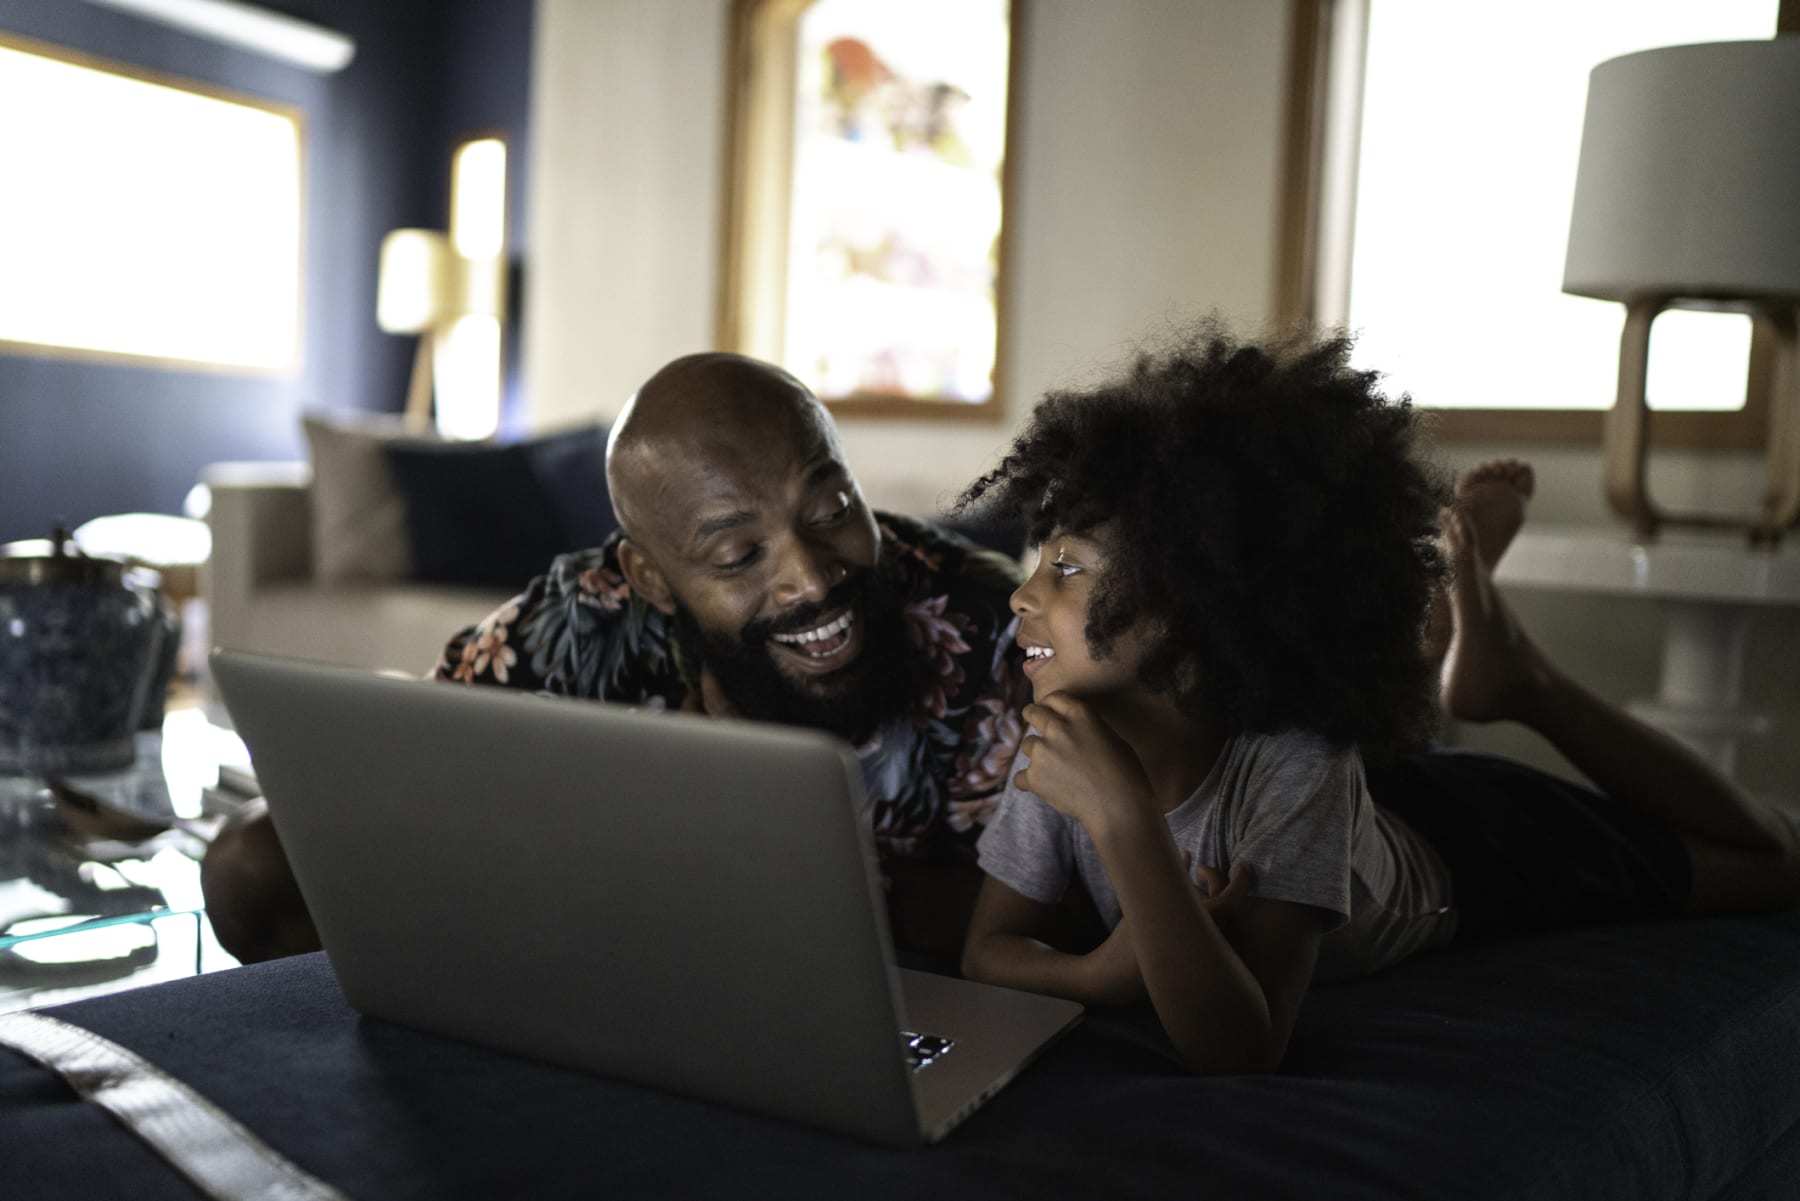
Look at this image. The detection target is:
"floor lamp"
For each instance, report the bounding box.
[1563,37,1800,545]
[377,228,454,429]
[375,138,508,440]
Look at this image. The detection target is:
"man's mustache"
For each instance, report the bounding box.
[745,572,874,643]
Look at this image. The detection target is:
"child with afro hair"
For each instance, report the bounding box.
[957,321,1800,1075]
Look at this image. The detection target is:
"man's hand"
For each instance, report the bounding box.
[199,799,322,965]
[1013,695,1154,829]
[680,664,744,719]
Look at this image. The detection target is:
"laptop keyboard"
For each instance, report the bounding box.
[900,1030,955,1072]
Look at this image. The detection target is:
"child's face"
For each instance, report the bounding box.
[1009,529,1145,703]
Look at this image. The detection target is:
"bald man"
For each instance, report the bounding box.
[432,353,1032,953]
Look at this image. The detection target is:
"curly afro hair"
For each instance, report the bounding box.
[957,321,1450,762]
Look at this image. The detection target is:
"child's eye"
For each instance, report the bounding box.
[813,491,853,524]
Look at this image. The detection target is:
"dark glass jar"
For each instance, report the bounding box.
[0,525,165,775]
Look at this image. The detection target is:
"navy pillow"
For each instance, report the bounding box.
[382,424,617,588]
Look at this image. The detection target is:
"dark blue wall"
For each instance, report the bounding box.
[0,0,533,542]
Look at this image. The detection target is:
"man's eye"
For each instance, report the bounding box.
[716,546,760,572]
[1053,561,1081,579]
[814,492,853,524]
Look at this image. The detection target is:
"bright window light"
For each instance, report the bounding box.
[0,38,301,371]
[450,137,506,260]
[1337,1,1776,411]
[436,136,507,440]
[433,314,502,441]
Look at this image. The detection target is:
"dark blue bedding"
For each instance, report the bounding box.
[7,910,1800,1200]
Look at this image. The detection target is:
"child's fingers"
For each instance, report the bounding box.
[1193,860,1257,906]
[1215,861,1256,905]
[1023,694,1088,732]
[1021,701,1062,734]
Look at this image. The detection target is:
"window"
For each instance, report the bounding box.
[0,32,302,373]
[721,0,1015,419]
[1284,1,1783,441]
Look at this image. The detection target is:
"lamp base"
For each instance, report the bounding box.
[1603,297,1800,546]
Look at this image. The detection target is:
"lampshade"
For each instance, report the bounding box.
[376,228,506,335]
[376,229,457,334]
[1563,38,1800,305]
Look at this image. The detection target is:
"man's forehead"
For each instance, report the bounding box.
[650,440,852,548]
[688,442,846,506]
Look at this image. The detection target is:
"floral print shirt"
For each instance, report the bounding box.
[435,513,1030,860]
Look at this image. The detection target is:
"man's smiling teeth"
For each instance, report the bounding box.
[772,611,853,645]
[1025,646,1054,660]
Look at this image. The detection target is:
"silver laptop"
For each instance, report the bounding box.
[210,650,1081,1147]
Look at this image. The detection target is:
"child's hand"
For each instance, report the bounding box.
[1015,695,1155,830]
[1188,855,1254,906]
[1188,855,1256,945]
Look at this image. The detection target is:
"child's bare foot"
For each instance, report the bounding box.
[1438,506,1551,724]
[1454,460,1534,571]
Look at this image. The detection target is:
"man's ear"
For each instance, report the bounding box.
[616,538,677,615]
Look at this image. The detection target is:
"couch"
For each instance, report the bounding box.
[201,460,514,687]
[200,413,1023,720]
[7,909,1800,1199]
[200,414,622,719]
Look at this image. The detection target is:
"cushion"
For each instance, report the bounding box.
[382,424,616,588]
[301,411,438,583]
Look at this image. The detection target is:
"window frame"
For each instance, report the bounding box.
[0,29,305,377]
[1275,0,1796,447]
[717,0,1020,423]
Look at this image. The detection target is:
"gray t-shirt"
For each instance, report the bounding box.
[976,729,1456,982]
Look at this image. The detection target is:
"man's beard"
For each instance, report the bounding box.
[671,568,917,744]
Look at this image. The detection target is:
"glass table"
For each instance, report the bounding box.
[0,707,255,1013]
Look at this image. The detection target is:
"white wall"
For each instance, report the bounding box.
[524,0,1292,514]
[524,0,1798,803]
[522,0,728,434]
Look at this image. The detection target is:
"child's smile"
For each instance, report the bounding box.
[1010,531,1141,701]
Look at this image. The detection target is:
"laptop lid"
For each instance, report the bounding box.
[210,650,1074,1146]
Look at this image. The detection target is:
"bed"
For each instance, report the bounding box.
[7,906,1800,1200]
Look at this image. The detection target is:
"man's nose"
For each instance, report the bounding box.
[772,537,839,608]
